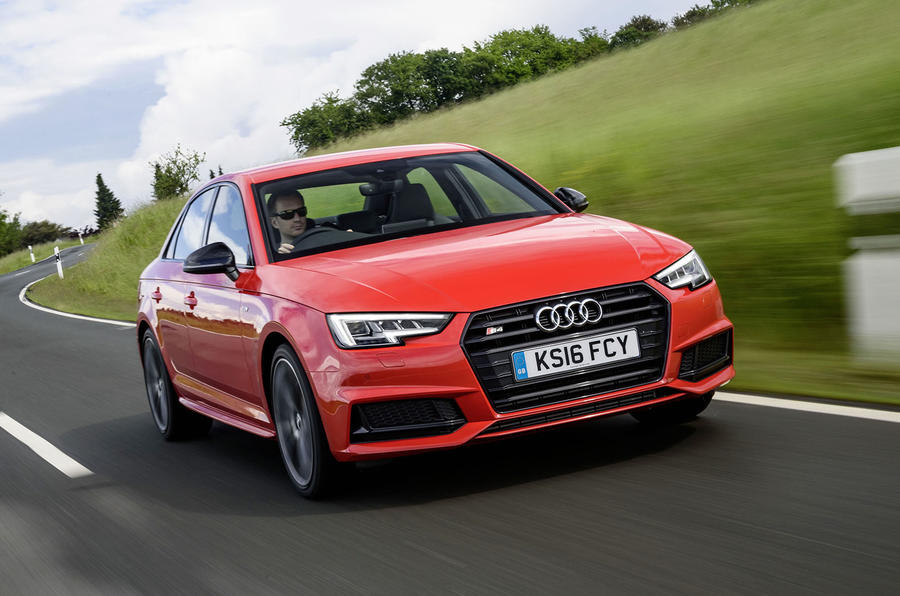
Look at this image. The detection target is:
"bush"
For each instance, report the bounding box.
[21,220,72,246]
[150,145,205,200]
[609,15,669,50]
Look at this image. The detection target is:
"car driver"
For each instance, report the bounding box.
[269,190,312,253]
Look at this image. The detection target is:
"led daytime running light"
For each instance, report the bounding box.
[327,313,451,348]
[654,250,712,290]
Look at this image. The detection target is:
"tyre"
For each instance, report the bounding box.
[630,391,714,425]
[270,344,340,498]
[141,330,212,440]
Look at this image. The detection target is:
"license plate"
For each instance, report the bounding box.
[511,328,641,382]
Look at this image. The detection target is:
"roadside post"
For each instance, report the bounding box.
[54,246,63,279]
[78,232,83,245]
[28,245,34,263]
[834,146,900,361]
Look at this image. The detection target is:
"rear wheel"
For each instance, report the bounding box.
[270,344,339,498]
[631,391,714,425]
[141,330,212,440]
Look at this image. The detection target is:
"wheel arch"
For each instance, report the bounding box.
[260,330,291,415]
[137,319,153,363]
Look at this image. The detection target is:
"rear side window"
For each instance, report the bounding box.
[207,185,251,266]
[172,188,216,260]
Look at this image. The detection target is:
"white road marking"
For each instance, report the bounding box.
[18,276,135,328]
[0,412,93,478]
[718,392,900,423]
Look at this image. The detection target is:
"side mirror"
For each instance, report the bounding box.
[554,187,590,213]
[183,242,240,281]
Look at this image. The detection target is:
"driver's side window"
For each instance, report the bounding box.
[207,186,251,266]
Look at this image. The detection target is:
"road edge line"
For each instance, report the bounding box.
[717,391,900,423]
[18,275,136,328]
[0,412,93,478]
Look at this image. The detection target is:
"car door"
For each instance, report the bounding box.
[182,184,264,421]
[155,188,217,378]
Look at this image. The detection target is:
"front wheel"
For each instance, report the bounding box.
[141,330,212,440]
[630,392,714,425]
[270,345,339,498]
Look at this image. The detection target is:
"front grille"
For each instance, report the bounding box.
[350,398,466,443]
[462,283,670,413]
[482,389,678,435]
[678,329,732,382]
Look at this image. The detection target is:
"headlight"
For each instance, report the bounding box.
[327,313,453,348]
[653,250,712,290]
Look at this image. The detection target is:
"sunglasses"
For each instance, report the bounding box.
[274,206,307,220]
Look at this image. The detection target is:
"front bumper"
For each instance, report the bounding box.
[308,278,733,462]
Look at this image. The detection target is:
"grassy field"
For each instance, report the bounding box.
[25,0,900,402]
[0,238,84,275]
[27,198,186,321]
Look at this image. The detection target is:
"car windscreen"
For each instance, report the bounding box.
[255,151,563,260]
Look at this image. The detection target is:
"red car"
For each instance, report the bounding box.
[138,143,734,497]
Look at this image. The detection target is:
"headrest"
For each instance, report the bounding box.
[390,183,434,221]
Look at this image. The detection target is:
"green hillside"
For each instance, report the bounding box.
[317,0,900,352]
[28,0,900,402]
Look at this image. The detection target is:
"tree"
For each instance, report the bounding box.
[282,92,373,153]
[420,48,468,107]
[21,220,72,245]
[672,4,715,28]
[353,52,433,124]
[94,173,124,230]
[461,26,578,93]
[571,27,609,61]
[0,206,22,257]
[150,145,205,200]
[609,15,668,50]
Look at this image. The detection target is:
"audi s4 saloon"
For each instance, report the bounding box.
[138,143,734,497]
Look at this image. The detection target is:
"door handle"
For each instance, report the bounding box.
[150,288,162,303]
[184,292,198,309]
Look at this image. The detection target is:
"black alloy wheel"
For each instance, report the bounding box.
[630,391,715,425]
[270,344,338,498]
[141,330,212,440]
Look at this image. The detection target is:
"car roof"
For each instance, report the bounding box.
[229,143,480,186]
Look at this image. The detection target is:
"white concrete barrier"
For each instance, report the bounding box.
[835,147,900,360]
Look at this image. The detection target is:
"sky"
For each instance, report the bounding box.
[0,0,698,229]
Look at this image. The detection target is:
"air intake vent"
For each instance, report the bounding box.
[350,399,465,443]
[678,329,732,382]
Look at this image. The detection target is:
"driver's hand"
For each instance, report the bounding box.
[277,242,295,254]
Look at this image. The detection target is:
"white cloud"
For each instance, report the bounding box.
[0,0,696,228]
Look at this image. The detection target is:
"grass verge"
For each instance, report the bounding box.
[0,239,84,275]
[734,345,900,406]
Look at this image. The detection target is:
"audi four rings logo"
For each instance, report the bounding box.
[535,298,603,332]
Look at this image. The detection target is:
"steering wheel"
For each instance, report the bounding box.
[288,226,336,250]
